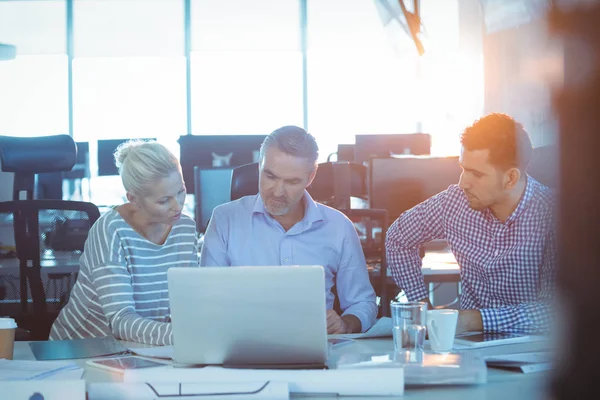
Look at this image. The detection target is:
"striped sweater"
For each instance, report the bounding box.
[49,208,199,345]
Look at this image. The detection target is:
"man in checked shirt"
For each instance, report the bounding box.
[386,113,556,334]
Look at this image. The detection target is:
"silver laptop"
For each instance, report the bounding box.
[168,265,329,368]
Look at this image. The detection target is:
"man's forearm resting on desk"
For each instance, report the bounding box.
[456,309,483,334]
[457,302,552,334]
[327,310,362,334]
[342,314,362,334]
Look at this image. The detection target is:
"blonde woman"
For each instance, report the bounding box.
[50,140,198,345]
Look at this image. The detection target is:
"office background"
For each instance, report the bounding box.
[0,0,559,207]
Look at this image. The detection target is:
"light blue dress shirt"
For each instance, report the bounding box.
[200,191,377,332]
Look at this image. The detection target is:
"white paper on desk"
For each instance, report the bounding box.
[88,381,289,400]
[0,359,80,381]
[42,367,84,380]
[128,345,174,359]
[124,365,404,396]
[329,317,392,339]
[0,379,85,400]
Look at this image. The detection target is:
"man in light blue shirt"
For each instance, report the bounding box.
[201,126,377,333]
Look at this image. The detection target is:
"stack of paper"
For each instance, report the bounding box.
[124,365,404,396]
[0,359,82,381]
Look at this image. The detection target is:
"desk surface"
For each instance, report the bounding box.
[14,338,551,399]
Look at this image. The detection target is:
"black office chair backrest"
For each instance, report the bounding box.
[528,145,558,189]
[230,162,367,206]
[0,135,77,200]
[230,162,260,202]
[0,135,101,340]
[0,200,100,340]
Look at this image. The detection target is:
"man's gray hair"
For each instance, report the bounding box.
[259,125,319,166]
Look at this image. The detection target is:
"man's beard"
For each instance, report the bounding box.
[266,198,290,216]
[464,191,486,211]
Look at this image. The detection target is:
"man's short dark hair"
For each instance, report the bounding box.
[260,125,319,166]
[460,113,533,171]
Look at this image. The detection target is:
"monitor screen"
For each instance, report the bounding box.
[97,138,155,176]
[75,142,89,165]
[194,167,234,233]
[369,156,462,221]
[354,134,431,165]
[179,135,266,195]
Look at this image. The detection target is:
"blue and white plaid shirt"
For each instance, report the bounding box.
[386,176,556,333]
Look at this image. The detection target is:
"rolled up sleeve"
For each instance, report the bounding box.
[336,219,378,332]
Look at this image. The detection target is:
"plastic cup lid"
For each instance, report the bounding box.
[0,318,17,329]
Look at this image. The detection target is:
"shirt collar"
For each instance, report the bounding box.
[483,175,535,225]
[252,191,324,226]
[504,175,535,225]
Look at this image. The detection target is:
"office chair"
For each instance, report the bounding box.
[230,162,260,202]
[230,161,367,208]
[333,208,390,318]
[0,135,101,340]
[528,145,558,189]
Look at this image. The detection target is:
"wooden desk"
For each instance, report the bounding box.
[14,338,551,399]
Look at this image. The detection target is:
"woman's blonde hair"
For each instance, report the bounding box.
[114,140,180,195]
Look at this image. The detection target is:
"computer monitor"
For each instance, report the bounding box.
[75,142,89,165]
[97,138,155,176]
[369,156,462,222]
[194,166,234,233]
[354,134,431,165]
[337,144,355,162]
[179,135,266,195]
[308,162,367,209]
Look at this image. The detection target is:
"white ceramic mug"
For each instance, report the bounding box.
[426,310,458,352]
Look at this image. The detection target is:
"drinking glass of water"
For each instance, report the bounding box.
[390,301,428,352]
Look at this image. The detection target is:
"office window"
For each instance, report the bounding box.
[307,0,420,160]
[307,0,483,159]
[73,0,184,57]
[72,57,187,141]
[0,1,68,137]
[72,0,186,206]
[0,56,69,137]
[190,0,303,135]
[418,0,484,156]
[72,0,186,140]
[0,0,66,55]
[72,57,186,205]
